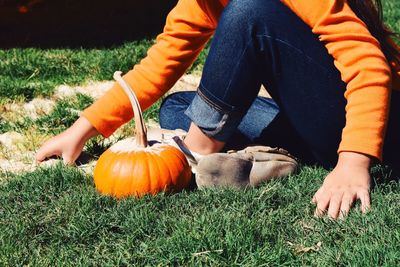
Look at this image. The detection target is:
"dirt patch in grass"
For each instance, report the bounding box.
[0,74,197,173]
[54,80,115,99]
[0,73,272,174]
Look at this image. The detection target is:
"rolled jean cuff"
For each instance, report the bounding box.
[184,91,243,142]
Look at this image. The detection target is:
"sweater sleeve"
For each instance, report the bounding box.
[281,0,392,161]
[82,0,218,137]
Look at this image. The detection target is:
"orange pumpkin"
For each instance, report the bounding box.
[93,71,192,198]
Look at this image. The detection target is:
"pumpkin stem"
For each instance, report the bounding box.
[113,71,148,147]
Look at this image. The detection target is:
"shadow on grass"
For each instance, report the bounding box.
[371,164,400,186]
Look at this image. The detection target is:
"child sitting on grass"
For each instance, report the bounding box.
[37,0,400,219]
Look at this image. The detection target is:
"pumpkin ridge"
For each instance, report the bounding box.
[161,150,176,190]
[115,154,136,197]
[127,152,141,197]
[137,151,151,197]
[146,151,162,194]
[95,151,117,196]
[160,148,183,191]
[107,152,123,197]
[144,152,153,194]
[166,147,192,190]
[169,146,189,166]
[154,149,174,192]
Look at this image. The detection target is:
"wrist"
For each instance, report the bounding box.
[68,117,99,141]
[337,151,373,169]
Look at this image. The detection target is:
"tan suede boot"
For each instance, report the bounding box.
[195,146,298,189]
[148,128,298,189]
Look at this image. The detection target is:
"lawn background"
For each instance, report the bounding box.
[1,0,400,265]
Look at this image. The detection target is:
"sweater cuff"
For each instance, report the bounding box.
[81,109,114,138]
[338,140,383,162]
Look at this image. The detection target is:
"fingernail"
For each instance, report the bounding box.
[314,210,321,218]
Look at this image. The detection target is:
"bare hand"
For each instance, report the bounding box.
[36,117,99,165]
[312,152,372,219]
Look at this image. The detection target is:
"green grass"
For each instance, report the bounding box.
[0,164,399,266]
[0,119,13,134]
[383,0,400,33]
[0,115,32,135]
[0,92,159,136]
[0,40,209,101]
[1,0,400,265]
[0,41,152,100]
[0,94,92,135]
[35,94,94,135]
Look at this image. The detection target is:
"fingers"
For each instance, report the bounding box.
[312,164,371,219]
[36,150,76,166]
[358,190,371,213]
[35,144,61,163]
[338,192,355,219]
[62,153,76,166]
[36,138,75,165]
[312,188,323,204]
[314,190,345,219]
[314,190,331,217]
[327,192,343,219]
[313,189,371,219]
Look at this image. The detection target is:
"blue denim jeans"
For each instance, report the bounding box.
[159,0,400,171]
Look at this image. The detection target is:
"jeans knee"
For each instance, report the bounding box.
[222,0,284,32]
[222,0,260,31]
[159,92,193,129]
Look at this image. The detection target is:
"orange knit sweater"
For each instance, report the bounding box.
[82,0,400,161]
